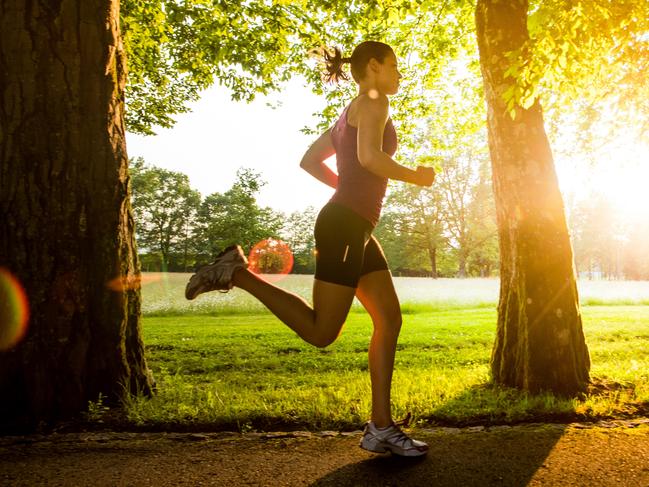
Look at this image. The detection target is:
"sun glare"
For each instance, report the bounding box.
[595,144,649,219]
[557,139,649,222]
[601,165,649,219]
[0,268,30,351]
[106,273,164,291]
[248,239,294,282]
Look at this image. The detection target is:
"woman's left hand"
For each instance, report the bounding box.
[414,166,436,187]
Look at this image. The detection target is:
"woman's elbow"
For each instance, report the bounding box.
[299,156,312,171]
[358,151,380,171]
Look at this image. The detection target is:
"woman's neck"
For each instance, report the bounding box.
[357,80,381,98]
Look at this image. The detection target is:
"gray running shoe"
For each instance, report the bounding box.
[360,416,428,457]
[185,245,248,300]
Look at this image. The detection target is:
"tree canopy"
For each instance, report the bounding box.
[512,1,648,117]
[122,0,647,140]
[120,0,476,135]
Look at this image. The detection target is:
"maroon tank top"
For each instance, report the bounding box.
[329,103,398,226]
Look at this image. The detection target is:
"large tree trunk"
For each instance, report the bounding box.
[475,0,590,395]
[0,0,153,427]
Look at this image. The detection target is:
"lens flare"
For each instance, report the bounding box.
[248,239,294,282]
[106,273,163,292]
[0,268,30,351]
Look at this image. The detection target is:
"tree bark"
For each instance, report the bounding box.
[475,0,590,395]
[426,234,438,279]
[0,0,153,427]
[457,246,468,278]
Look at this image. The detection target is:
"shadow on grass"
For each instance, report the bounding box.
[419,379,646,428]
[421,382,581,427]
[14,377,644,437]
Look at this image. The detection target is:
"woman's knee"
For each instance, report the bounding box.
[390,313,403,334]
[374,310,402,335]
[311,321,344,348]
[311,334,337,349]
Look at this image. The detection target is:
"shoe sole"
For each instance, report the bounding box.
[185,274,206,300]
[184,245,247,300]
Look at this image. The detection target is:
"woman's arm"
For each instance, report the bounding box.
[299,128,338,189]
[357,95,435,186]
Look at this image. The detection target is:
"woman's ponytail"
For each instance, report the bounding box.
[320,47,350,84]
[314,41,393,84]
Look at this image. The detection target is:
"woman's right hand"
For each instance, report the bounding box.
[414,166,436,186]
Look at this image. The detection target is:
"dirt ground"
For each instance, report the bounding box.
[1,420,648,487]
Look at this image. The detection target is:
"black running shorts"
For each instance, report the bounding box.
[314,202,389,288]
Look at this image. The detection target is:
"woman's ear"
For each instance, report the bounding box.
[367,57,381,74]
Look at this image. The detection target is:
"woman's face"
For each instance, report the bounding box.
[375,51,402,95]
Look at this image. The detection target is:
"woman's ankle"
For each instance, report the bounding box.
[371,415,392,429]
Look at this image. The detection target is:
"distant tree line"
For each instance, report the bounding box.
[129,155,499,277]
[130,158,282,272]
[130,157,649,280]
[568,194,649,280]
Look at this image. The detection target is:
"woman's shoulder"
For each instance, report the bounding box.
[355,92,389,111]
[348,93,390,126]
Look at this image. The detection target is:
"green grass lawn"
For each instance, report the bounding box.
[123,294,649,431]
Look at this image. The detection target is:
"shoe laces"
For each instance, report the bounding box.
[394,412,412,428]
[369,413,415,445]
[379,425,414,449]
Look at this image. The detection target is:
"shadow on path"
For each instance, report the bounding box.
[313,424,567,486]
[1,423,649,486]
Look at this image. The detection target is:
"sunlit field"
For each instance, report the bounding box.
[120,274,649,431]
[140,273,649,316]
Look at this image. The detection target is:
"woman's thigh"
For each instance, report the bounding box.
[311,278,357,345]
[355,270,402,329]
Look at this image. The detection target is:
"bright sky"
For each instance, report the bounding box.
[126,79,649,221]
[555,132,649,222]
[125,79,335,214]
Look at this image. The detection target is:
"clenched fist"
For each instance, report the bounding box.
[414,166,436,187]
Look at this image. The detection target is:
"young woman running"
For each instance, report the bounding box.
[185,41,435,457]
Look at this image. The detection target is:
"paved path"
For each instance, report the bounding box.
[1,421,648,486]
